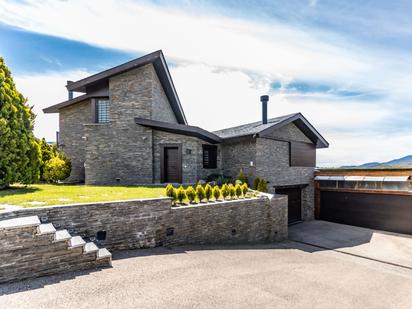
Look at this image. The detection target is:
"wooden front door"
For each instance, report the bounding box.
[163,146,181,183]
[276,187,302,224]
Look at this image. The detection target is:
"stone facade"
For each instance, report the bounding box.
[59,99,91,182]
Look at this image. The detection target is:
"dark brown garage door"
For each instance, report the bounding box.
[276,188,302,224]
[164,147,181,183]
[320,191,412,235]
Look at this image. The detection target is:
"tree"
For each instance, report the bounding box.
[0,57,41,188]
[38,138,58,179]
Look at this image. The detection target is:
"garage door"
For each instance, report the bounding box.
[320,191,412,235]
[276,188,302,224]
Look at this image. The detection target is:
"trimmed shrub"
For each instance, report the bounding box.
[221,184,229,200]
[186,186,196,204]
[196,184,206,202]
[228,184,236,199]
[176,186,186,205]
[43,156,71,183]
[235,183,242,198]
[253,177,260,190]
[237,168,248,185]
[165,184,176,203]
[213,185,221,201]
[205,184,213,201]
[241,183,249,197]
[257,178,268,193]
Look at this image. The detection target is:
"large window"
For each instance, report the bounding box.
[202,145,217,169]
[96,99,110,123]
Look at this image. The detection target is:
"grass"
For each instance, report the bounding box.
[0,184,165,208]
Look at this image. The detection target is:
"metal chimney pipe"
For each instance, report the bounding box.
[67,80,74,100]
[260,95,269,124]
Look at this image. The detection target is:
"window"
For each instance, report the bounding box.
[202,145,217,169]
[96,99,110,123]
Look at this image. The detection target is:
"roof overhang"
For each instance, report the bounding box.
[258,113,329,149]
[135,118,222,144]
[43,94,92,113]
[43,50,187,124]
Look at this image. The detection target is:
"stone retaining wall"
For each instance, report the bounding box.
[0,195,287,252]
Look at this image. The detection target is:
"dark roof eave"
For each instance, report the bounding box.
[135,118,221,144]
[43,94,91,113]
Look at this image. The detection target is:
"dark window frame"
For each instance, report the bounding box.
[91,97,110,123]
[202,144,218,169]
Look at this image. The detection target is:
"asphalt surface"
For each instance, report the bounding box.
[2,238,412,308]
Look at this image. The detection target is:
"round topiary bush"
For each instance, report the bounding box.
[43,156,71,183]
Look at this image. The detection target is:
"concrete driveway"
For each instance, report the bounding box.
[1,238,412,308]
[289,220,412,269]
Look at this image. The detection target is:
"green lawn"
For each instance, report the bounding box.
[0,184,166,208]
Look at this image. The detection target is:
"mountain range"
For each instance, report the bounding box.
[341,155,412,169]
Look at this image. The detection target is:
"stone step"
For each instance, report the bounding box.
[97,248,112,266]
[0,216,40,230]
[83,242,99,254]
[68,236,86,249]
[54,230,71,242]
[37,223,56,235]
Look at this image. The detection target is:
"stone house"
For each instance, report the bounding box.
[44,50,328,223]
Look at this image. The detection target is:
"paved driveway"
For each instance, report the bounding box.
[289,220,412,269]
[1,236,412,308]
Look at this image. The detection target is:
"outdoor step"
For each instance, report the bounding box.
[37,223,56,235]
[0,216,40,230]
[54,229,71,242]
[83,242,99,254]
[97,248,112,260]
[69,236,86,249]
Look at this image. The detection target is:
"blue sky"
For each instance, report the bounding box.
[0,0,411,167]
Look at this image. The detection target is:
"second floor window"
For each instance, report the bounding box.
[97,99,110,123]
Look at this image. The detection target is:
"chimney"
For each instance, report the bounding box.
[260,95,269,124]
[67,80,74,100]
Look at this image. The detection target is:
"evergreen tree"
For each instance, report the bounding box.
[0,57,41,188]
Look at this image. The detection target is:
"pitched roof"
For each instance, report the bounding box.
[43,50,187,124]
[213,113,329,148]
[135,118,222,144]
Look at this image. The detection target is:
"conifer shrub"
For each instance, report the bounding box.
[165,184,176,204]
[43,157,71,183]
[257,178,268,193]
[241,183,249,197]
[176,186,186,205]
[221,184,229,200]
[196,184,206,202]
[228,184,236,199]
[186,186,196,204]
[235,183,242,198]
[205,184,213,201]
[253,177,260,190]
[213,185,221,201]
[237,168,248,185]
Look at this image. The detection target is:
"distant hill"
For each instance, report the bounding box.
[341,155,412,169]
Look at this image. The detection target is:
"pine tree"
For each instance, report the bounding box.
[0,57,41,188]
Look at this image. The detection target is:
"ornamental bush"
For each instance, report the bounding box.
[196,184,205,202]
[257,178,268,193]
[253,177,260,190]
[186,186,196,204]
[205,184,213,201]
[213,185,221,201]
[165,184,176,203]
[241,183,249,197]
[235,183,242,198]
[43,156,71,183]
[237,168,247,185]
[221,184,229,200]
[228,184,236,199]
[176,186,186,204]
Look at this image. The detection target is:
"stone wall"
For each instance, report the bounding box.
[221,137,256,180]
[59,99,91,182]
[0,194,287,253]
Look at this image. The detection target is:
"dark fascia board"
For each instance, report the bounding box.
[64,50,187,124]
[258,113,329,149]
[43,94,91,113]
[135,118,221,144]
